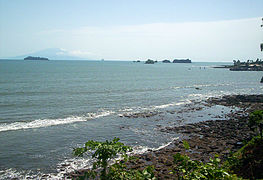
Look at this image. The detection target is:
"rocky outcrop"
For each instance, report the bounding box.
[68,94,263,179]
[145,59,155,64]
[173,59,191,63]
[162,60,171,63]
[261,76,263,83]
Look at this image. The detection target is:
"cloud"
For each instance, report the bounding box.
[68,50,96,57]
[39,17,263,61]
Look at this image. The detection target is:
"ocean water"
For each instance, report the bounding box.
[0,60,262,179]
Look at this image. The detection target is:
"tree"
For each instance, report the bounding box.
[233,60,237,66]
[74,137,132,179]
[73,138,156,179]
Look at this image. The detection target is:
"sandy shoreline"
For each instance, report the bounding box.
[68,94,263,179]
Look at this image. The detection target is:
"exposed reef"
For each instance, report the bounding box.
[68,94,263,179]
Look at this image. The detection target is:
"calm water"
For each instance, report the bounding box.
[0,60,262,179]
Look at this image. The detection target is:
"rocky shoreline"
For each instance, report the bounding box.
[69,94,263,179]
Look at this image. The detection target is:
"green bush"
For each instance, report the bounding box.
[73,137,156,180]
[172,153,240,180]
[227,136,263,179]
[73,138,243,179]
[249,110,263,139]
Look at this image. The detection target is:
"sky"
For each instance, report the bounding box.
[0,0,262,61]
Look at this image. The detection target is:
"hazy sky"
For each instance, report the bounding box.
[0,0,262,61]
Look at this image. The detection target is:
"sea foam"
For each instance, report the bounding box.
[0,110,114,132]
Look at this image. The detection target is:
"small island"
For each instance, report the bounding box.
[173,59,191,63]
[145,59,155,64]
[24,56,49,60]
[162,60,171,63]
[144,58,191,64]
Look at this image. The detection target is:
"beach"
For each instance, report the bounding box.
[68,94,263,179]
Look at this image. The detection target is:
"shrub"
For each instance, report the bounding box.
[249,110,263,139]
[172,153,240,180]
[74,137,156,179]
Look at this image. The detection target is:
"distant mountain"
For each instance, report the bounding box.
[11,48,96,60]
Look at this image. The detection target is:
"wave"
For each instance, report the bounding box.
[0,110,114,133]
[117,99,192,117]
[0,168,41,180]
[0,97,192,133]
[172,83,233,90]
[48,138,179,179]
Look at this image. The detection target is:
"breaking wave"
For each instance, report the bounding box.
[0,110,114,132]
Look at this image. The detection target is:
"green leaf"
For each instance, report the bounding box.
[183,140,190,150]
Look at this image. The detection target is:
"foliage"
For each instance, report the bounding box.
[108,163,156,180]
[73,137,156,180]
[227,136,263,179]
[183,140,190,150]
[249,110,263,139]
[74,137,132,179]
[73,138,246,179]
[172,153,239,180]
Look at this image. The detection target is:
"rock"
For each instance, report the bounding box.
[173,59,191,63]
[145,59,155,64]
[162,60,171,63]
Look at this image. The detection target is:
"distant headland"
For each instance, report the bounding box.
[24,56,49,60]
[214,59,263,71]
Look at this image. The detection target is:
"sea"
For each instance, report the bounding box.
[0,60,262,179]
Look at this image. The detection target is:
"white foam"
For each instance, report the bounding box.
[0,137,180,179]
[153,137,179,151]
[152,103,176,109]
[0,110,115,133]
[0,168,42,180]
[51,139,179,179]
[172,83,233,91]
[117,100,191,117]
[86,110,115,119]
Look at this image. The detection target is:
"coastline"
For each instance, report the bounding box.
[68,94,263,179]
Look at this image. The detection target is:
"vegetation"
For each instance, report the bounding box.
[171,140,239,179]
[73,110,263,179]
[145,59,155,64]
[73,137,155,180]
[172,153,239,180]
[249,110,263,139]
[227,136,263,179]
[24,56,49,60]
[226,110,263,179]
[73,138,241,179]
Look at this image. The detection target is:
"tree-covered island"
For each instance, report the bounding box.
[24,56,49,60]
